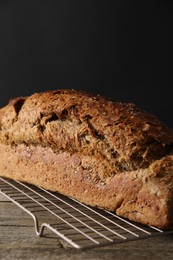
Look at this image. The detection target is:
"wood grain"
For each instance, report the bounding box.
[0,193,173,260]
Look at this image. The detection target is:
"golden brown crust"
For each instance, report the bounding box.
[0,89,173,229]
[0,142,173,228]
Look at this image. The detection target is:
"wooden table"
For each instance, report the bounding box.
[0,193,173,260]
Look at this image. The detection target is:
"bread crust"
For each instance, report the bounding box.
[0,89,173,229]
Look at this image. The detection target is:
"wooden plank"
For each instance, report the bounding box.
[0,193,173,260]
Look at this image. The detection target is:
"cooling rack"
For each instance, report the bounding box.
[0,177,172,249]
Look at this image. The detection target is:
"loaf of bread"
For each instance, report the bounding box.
[0,89,173,229]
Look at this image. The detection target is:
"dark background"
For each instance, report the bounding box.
[0,0,173,127]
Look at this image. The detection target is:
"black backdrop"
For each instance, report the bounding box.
[0,0,173,127]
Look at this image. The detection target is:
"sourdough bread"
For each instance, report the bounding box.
[0,89,173,228]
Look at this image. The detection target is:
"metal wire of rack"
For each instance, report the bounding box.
[0,176,172,249]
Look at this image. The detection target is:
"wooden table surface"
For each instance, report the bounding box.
[0,193,173,260]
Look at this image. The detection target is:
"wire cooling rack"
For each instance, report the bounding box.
[0,177,172,249]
